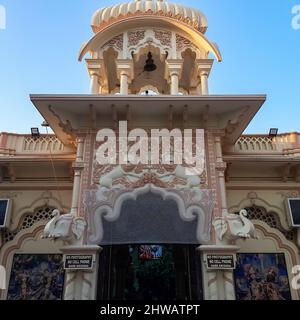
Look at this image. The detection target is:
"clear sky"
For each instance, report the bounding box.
[0,0,299,134]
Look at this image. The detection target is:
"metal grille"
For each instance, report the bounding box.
[2,206,54,244]
[245,205,296,241]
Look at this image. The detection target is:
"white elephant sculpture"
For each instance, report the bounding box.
[213,209,259,243]
[42,209,87,244]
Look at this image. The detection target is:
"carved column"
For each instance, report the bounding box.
[207,271,219,300]
[170,71,180,95]
[215,136,228,218]
[90,72,99,94]
[120,72,129,95]
[196,59,214,96]
[62,245,102,300]
[223,271,235,300]
[116,59,134,95]
[199,245,239,301]
[86,59,105,94]
[165,60,183,95]
[200,72,209,95]
[70,137,85,216]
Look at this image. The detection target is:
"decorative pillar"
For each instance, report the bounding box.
[98,83,103,94]
[90,72,99,94]
[120,72,129,95]
[200,72,209,95]
[215,135,228,218]
[62,246,102,300]
[116,59,134,95]
[165,60,183,95]
[170,72,180,95]
[198,245,239,300]
[223,271,235,300]
[196,82,202,95]
[70,137,85,216]
[206,270,219,300]
[196,59,214,96]
[86,59,106,94]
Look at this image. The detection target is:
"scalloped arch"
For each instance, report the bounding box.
[78,16,222,62]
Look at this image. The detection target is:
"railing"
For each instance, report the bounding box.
[23,136,65,152]
[232,133,300,155]
[235,136,277,152]
[0,133,75,156]
[1,132,300,157]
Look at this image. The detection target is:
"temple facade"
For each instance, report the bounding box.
[0,0,299,300]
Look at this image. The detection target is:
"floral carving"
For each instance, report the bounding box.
[176,34,192,51]
[128,30,145,47]
[154,30,171,47]
[102,34,123,51]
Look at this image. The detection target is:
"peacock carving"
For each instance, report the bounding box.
[213,209,259,243]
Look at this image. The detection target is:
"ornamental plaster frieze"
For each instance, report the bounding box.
[128,29,172,59]
[128,30,145,47]
[84,184,214,245]
[92,163,208,190]
[101,33,124,52]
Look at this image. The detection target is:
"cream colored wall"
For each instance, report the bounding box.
[227,189,300,300]
[1,190,72,232]
[227,189,299,230]
[0,189,72,300]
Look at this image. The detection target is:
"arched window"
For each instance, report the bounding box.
[245,205,296,241]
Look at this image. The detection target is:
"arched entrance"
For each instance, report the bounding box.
[84,186,214,300]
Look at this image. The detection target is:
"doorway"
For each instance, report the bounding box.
[97,244,203,300]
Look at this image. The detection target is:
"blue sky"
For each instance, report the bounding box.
[0,0,299,134]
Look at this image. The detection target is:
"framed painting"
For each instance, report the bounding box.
[7,254,65,300]
[234,253,291,300]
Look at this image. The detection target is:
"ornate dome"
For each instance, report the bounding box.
[91,0,208,34]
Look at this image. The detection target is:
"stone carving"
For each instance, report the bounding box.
[94,163,207,188]
[176,34,192,51]
[213,209,259,243]
[128,30,145,47]
[154,30,171,46]
[42,209,87,244]
[84,184,214,245]
[102,34,123,51]
[99,164,201,190]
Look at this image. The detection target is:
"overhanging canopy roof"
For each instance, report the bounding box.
[30,95,266,146]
